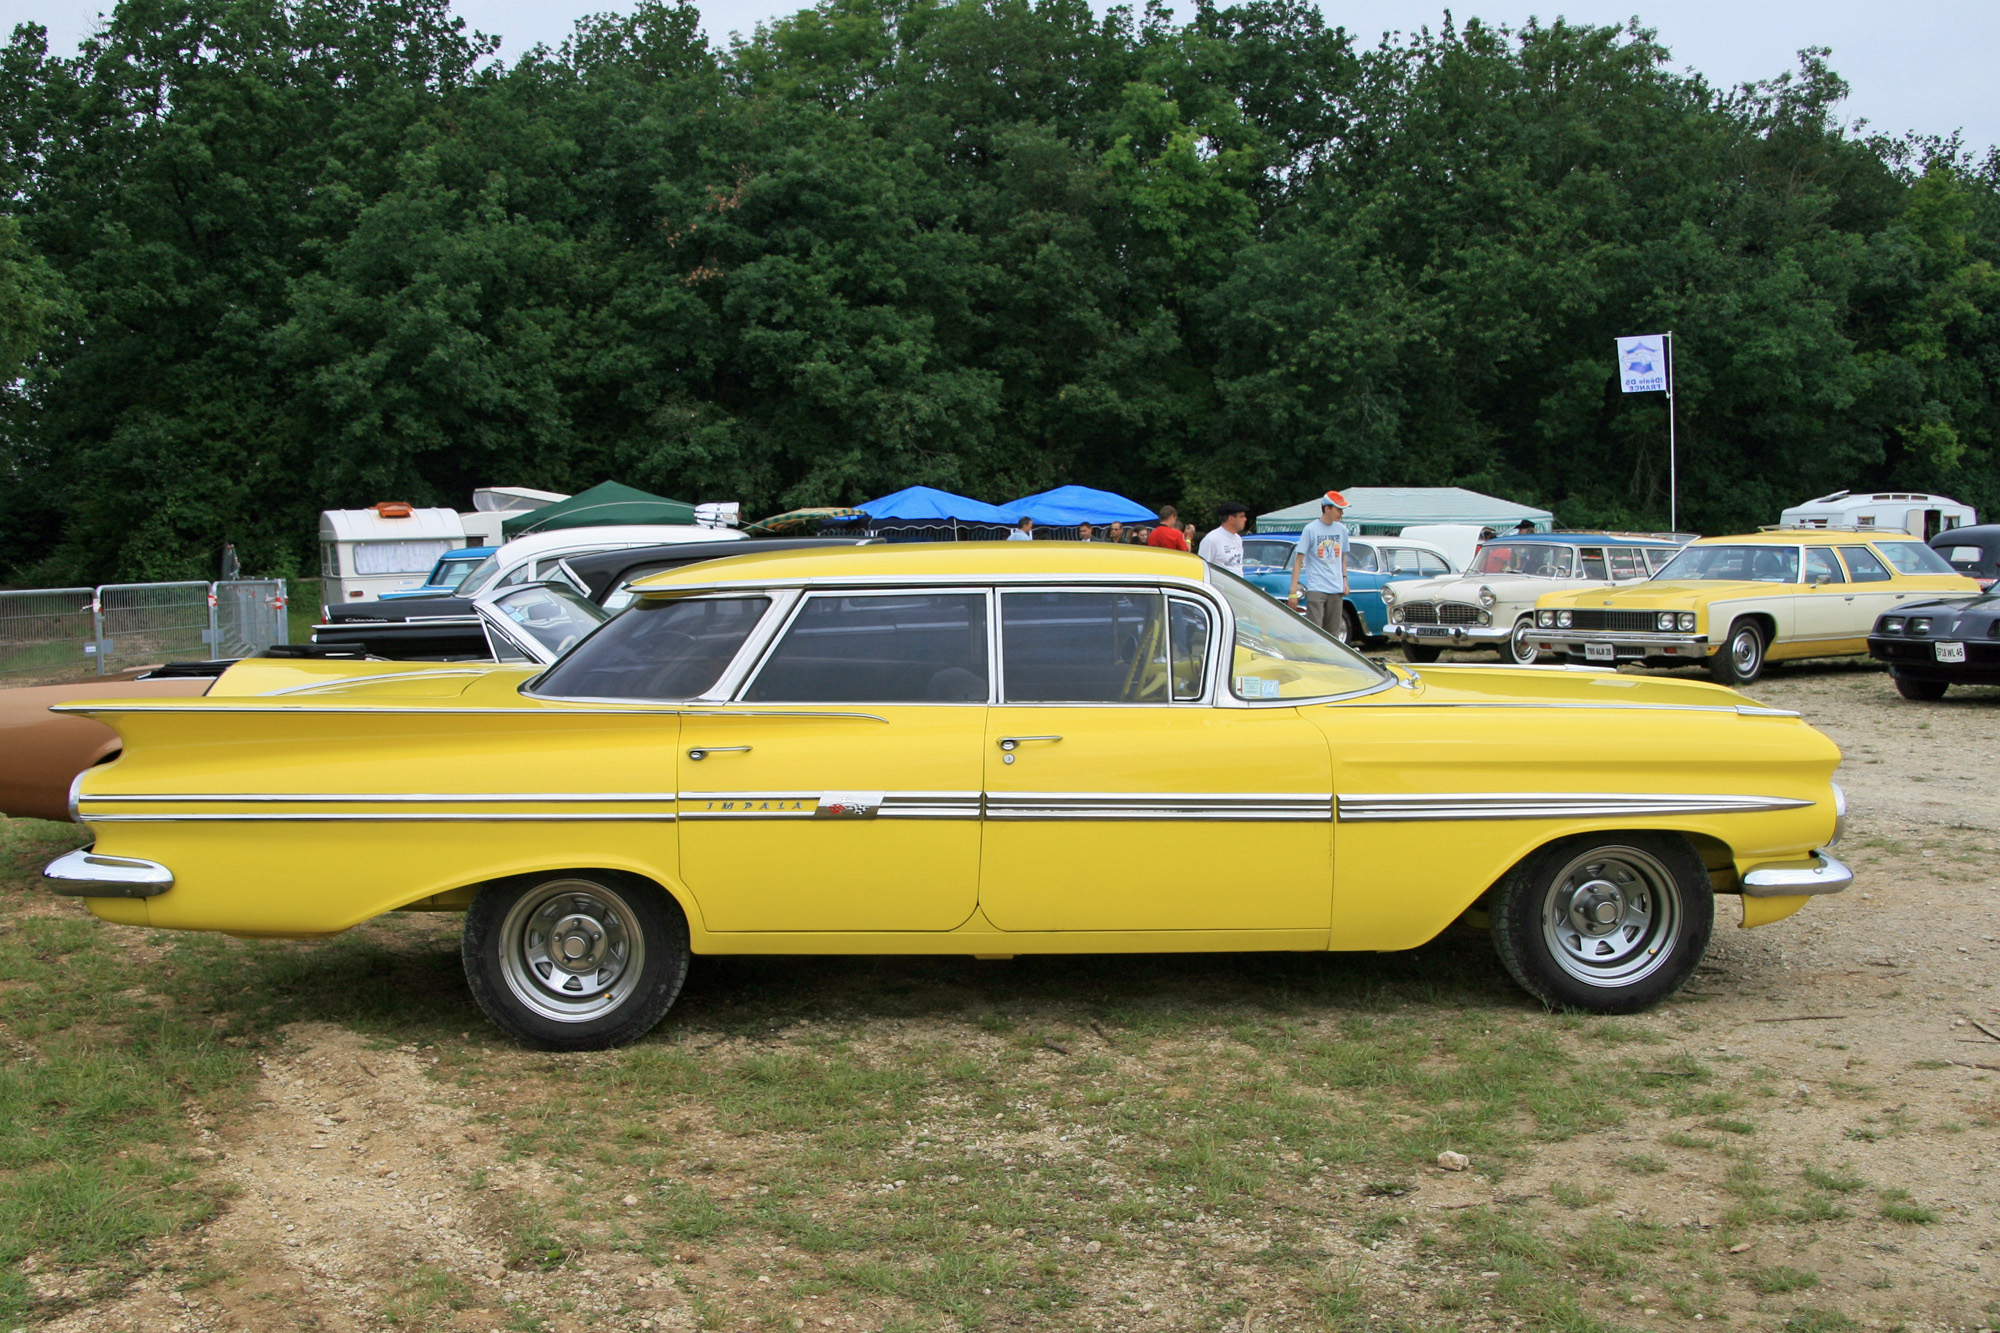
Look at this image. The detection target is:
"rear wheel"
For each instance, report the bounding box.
[1502,616,1539,665]
[1708,618,1767,686]
[1491,833,1712,1013]
[463,871,690,1050]
[1344,605,1366,645]
[1402,642,1442,664]
[1892,673,1949,701]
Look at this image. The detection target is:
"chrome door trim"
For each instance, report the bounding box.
[1336,792,1816,822]
[75,792,683,804]
[985,792,1332,821]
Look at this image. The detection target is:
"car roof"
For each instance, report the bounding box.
[493,525,747,562]
[1695,530,1925,546]
[1930,525,2000,543]
[1486,532,1678,547]
[560,537,875,601]
[630,540,1209,594]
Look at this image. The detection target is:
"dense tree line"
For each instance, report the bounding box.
[0,0,1994,581]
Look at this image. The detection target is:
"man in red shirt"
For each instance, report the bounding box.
[1147,505,1189,551]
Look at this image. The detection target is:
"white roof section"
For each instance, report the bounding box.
[318,507,464,542]
[1259,487,1553,532]
[474,486,569,513]
[491,524,747,565]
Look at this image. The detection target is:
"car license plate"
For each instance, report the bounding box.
[1419,626,1453,636]
[1584,642,1616,662]
[1935,641,1967,663]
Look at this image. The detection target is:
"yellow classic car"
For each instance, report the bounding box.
[47,544,1850,1050]
[1531,529,1982,684]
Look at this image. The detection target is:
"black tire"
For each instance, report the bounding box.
[1892,672,1949,701]
[1490,832,1713,1013]
[1502,616,1539,665]
[1708,618,1767,686]
[462,871,690,1051]
[1402,643,1442,663]
[1343,605,1366,645]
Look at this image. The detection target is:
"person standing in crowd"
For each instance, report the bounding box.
[1008,516,1035,541]
[1198,501,1249,574]
[1077,521,1095,542]
[1148,505,1189,550]
[1514,518,1537,535]
[1108,521,1126,544]
[1288,490,1353,640]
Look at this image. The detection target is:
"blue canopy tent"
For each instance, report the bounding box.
[830,485,1015,540]
[996,485,1155,527]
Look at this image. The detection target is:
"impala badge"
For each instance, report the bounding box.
[817,792,884,819]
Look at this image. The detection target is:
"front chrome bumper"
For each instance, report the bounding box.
[1533,630,1711,659]
[43,848,174,898]
[1389,624,1504,645]
[1740,851,1851,897]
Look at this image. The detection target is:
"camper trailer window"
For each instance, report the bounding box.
[320,543,341,577]
[351,540,455,576]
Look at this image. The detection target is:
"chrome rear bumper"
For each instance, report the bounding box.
[44,848,174,898]
[1740,852,1851,897]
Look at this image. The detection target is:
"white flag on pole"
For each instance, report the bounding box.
[1616,335,1668,393]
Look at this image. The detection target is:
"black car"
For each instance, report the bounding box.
[1867,594,2000,699]
[1930,524,2000,589]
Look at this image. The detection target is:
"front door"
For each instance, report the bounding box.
[678,590,991,932]
[977,589,1334,933]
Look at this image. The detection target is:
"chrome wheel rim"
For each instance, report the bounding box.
[1509,618,1538,665]
[1729,627,1761,677]
[498,879,646,1024]
[1539,846,1680,988]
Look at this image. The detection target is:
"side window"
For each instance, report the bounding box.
[1803,548,1845,584]
[1578,548,1609,579]
[533,596,770,699]
[1642,547,1674,574]
[1001,591,1167,704]
[1417,551,1450,576]
[1608,548,1647,580]
[320,543,341,577]
[1168,599,1211,702]
[1837,547,1892,583]
[1346,543,1379,573]
[745,593,989,703]
[493,561,533,589]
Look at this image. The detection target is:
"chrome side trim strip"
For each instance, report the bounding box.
[79,813,679,823]
[78,792,680,805]
[1336,792,1815,822]
[1741,851,1852,897]
[51,704,888,719]
[44,848,175,896]
[1356,700,1800,716]
[677,791,983,819]
[986,792,1331,821]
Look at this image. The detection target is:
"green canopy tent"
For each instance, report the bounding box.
[500,481,699,538]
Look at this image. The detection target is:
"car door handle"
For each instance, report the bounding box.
[686,746,751,761]
[997,735,1062,751]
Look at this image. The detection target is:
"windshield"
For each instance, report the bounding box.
[430,554,484,592]
[1211,570,1388,700]
[486,585,608,659]
[1656,544,1801,583]
[1873,541,1957,576]
[1468,542,1574,578]
[456,552,504,596]
[1241,539,1295,569]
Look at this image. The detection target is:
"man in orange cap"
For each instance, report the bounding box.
[1287,489,1354,640]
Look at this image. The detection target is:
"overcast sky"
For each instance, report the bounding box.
[6,1,1994,153]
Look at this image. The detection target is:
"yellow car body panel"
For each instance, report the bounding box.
[61,544,1844,961]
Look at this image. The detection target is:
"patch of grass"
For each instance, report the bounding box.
[1787,1194,1850,1223]
[1750,1266,1820,1294]
[1661,1132,1715,1150]
[1877,1189,1938,1224]
[1783,1309,1859,1333]
[1549,1181,1613,1209]
[1801,1165,1866,1193]
[1703,1118,1756,1135]
[1617,1153,1669,1175]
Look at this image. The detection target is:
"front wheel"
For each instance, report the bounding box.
[1892,673,1949,701]
[1708,618,1767,685]
[1401,642,1442,663]
[1490,833,1713,1013]
[463,871,690,1050]
[1502,616,1539,665]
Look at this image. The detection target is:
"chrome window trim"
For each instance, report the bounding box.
[634,570,1219,599]
[1167,593,1220,704]
[732,586,997,706]
[995,584,1182,708]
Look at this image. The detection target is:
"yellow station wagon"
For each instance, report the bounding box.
[48,544,1850,1049]
[1532,529,1981,684]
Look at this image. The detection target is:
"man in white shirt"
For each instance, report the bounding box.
[1197,500,1248,573]
[1007,516,1034,541]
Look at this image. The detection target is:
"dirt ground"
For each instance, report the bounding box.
[20,655,2000,1333]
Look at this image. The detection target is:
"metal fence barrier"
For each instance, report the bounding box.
[0,579,290,678]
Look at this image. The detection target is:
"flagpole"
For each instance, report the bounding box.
[1665,330,1677,533]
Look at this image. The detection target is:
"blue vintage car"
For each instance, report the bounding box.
[378,546,497,601]
[1240,535,1458,641]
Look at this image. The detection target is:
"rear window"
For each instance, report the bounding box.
[534,596,770,699]
[1873,542,1958,576]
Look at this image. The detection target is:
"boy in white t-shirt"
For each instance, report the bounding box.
[1197,500,1249,573]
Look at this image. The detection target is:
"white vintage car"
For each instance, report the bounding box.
[1383,533,1681,663]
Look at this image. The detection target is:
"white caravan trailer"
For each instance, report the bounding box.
[319,503,468,603]
[1779,492,1975,540]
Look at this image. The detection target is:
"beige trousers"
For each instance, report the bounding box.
[1304,590,1349,641]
